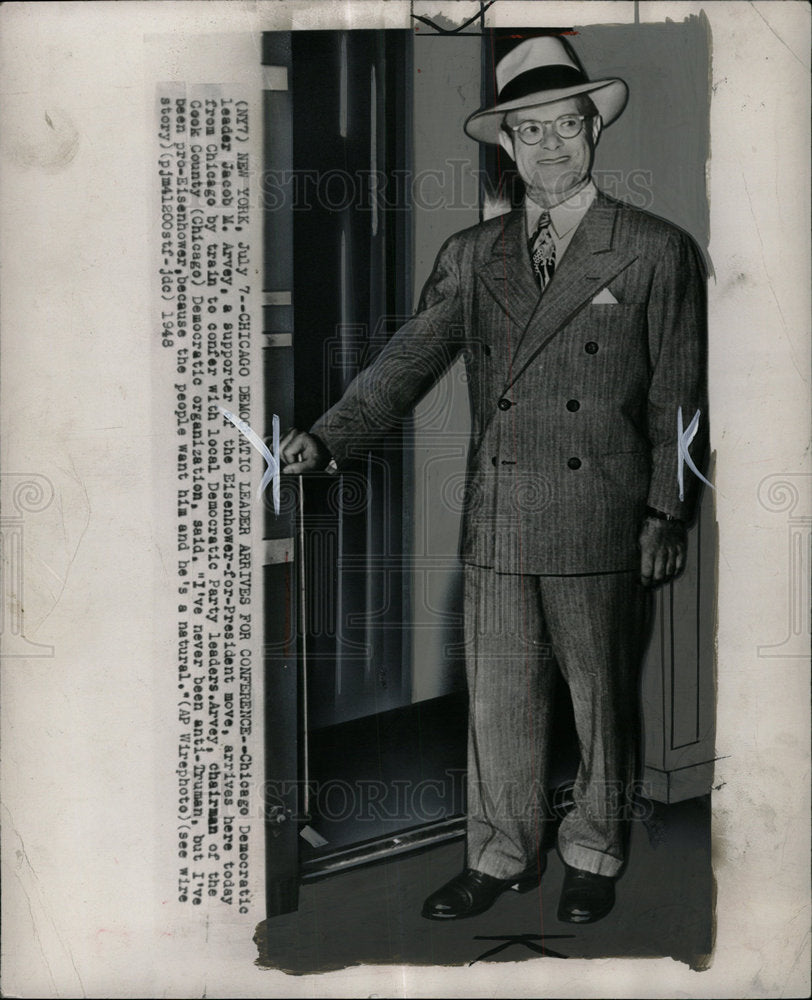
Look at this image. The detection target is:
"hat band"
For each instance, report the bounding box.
[498,64,587,105]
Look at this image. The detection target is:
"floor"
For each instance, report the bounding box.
[255,794,713,974]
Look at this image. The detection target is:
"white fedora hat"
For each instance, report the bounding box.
[464,36,628,144]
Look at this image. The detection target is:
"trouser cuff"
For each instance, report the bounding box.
[558,840,623,877]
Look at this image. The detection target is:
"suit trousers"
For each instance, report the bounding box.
[463,564,652,879]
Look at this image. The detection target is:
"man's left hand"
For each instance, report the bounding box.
[639,515,687,587]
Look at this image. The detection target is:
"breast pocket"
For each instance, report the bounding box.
[571,304,648,364]
[584,302,646,329]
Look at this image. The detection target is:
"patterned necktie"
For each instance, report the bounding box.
[528,211,556,291]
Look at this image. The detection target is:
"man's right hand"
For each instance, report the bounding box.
[279,428,332,474]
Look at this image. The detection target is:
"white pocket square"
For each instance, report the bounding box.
[591,288,618,304]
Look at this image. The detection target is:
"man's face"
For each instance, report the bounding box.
[498,96,601,205]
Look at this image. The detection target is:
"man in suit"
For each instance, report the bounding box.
[281,36,707,924]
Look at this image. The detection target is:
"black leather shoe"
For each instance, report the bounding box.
[421,861,545,921]
[557,865,616,923]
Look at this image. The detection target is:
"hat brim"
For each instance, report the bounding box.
[463,78,628,144]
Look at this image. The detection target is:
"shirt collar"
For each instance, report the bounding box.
[525,179,597,239]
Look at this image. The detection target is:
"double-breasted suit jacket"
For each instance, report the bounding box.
[312,189,708,573]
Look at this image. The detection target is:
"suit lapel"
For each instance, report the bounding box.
[503,193,638,392]
[474,209,540,338]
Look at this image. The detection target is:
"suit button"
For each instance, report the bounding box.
[567,457,582,470]
[497,398,512,410]
[585,341,599,354]
[566,399,580,412]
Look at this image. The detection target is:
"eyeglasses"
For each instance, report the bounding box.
[504,115,590,145]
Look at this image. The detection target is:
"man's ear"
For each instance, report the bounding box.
[591,114,603,146]
[497,128,515,161]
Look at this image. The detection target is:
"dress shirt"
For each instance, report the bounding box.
[525,178,597,264]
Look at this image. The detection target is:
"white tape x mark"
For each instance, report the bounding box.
[678,407,714,502]
[217,405,280,514]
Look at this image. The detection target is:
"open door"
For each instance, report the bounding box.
[262,28,471,918]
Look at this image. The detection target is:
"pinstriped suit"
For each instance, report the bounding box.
[311,188,707,878]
